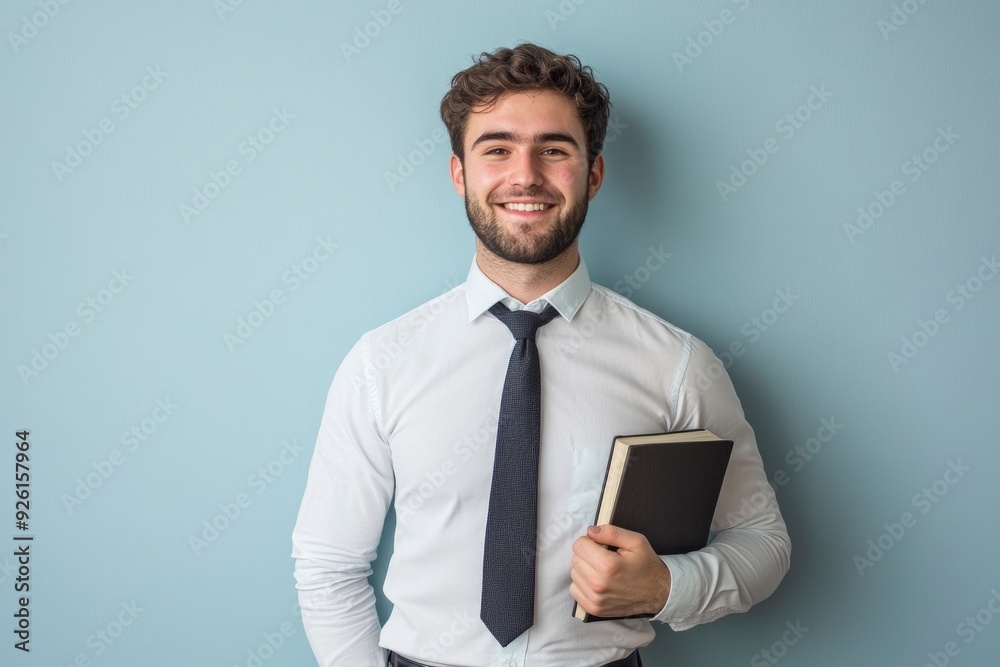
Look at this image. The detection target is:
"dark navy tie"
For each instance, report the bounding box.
[480,301,559,647]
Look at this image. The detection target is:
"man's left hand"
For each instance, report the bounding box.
[570,524,672,618]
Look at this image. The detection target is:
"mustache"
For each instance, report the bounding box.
[488,188,560,204]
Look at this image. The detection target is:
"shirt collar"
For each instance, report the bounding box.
[465,254,592,323]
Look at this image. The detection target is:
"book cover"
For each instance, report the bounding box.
[573,429,734,622]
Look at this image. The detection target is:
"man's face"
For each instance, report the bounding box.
[450,89,604,265]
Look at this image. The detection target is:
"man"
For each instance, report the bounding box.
[292,43,790,667]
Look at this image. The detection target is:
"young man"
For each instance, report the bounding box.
[292,43,790,667]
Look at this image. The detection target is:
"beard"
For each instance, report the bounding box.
[464,184,589,265]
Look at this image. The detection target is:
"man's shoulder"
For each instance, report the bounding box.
[587,283,700,346]
[586,284,727,386]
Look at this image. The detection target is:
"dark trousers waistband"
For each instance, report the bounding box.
[388,649,641,667]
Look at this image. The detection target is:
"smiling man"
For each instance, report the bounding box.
[455,88,599,301]
[292,43,790,667]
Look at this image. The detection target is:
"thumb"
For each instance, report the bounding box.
[588,523,636,549]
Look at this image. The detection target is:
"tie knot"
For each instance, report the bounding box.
[489,302,558,341]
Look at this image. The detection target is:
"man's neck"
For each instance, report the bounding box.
[475,242,580,304]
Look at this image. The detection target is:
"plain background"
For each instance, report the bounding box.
[2,1,999,665]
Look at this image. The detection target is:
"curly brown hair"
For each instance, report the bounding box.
[440,42,611,168]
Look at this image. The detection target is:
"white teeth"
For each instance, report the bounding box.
[502,202,551,211]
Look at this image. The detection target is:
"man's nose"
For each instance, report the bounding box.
[507,150,544,187]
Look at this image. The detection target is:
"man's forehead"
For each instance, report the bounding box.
[465,90,584,144]
[469,89,575,115]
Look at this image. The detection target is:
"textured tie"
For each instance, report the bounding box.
[480,301,559,647]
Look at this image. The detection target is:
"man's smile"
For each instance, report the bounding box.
[499,202,553,211]
[493,198,559,217]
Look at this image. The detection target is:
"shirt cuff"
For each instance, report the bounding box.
[651,554,701,624]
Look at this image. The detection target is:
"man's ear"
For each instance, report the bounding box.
[450,154,466,198]
[588,153,605,201]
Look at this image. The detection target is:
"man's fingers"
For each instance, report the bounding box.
[569,579,598,613]
[570,563,613,610]
[572,535,607,560]
[573,536,622,574]
[588,523,647,552]
[571,553,609,592]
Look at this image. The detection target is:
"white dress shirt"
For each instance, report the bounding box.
[291,256,790,667]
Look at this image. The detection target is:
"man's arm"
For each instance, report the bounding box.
[291,334,394,666]
[570,336,790,628]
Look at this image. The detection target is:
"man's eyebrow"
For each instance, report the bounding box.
[469,131,580,151]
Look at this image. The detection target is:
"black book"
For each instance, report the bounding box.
[573,429,734,622]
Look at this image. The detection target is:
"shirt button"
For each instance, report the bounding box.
[507,660,517,667]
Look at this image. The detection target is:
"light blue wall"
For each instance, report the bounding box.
[3,1,998,665]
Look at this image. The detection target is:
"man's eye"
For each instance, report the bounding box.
[485,148,508,155]
[542,148,567,155]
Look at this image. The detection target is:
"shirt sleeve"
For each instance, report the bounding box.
[651,336,791,630]
[291,333,394,666]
